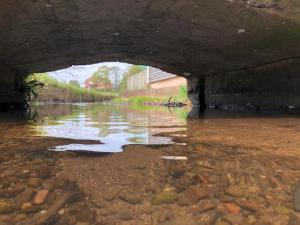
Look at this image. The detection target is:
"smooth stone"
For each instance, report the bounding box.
[178,187,209,206]
[224,203,241,214]
[14,213,27,221]
[102,189,121,201]
[274,205,290,215]
[33,190,49,205]
[215,220,230,225]
[21,202,32,210]
[198,201,215,213]
[99,208,115,216]
[0,199,15,214]
[28,177,40,187]
[223,214,244,224]
[293,180,300,211]
[152,191,178,205]
[8,182,25,196]
[117,209,133,221]
[235,199,260,212]
[119,192,142,204]
[58,208,65,215]
[225,185,244,197]
[53,178,66,189]
[15,188,34,207]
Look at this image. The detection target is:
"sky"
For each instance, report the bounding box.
[48,62,130,86]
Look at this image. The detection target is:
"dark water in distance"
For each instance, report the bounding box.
[29,103,188,152]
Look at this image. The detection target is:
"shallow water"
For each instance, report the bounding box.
[31,103,187,152]
[1,103,300,225]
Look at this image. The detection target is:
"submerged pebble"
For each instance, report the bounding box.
[294,180,300,211]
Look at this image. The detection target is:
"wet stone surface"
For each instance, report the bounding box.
[0,139,97,225]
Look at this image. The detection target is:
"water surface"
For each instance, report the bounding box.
[30,103,188,152]
[1,103,300,225]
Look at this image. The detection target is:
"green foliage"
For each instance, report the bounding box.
[26,73,118,101]
[86,66,112,90]
[110,66,122,90]
[174,85,188,102]
[128,96,164,105]
[69,80,80,87]
[113,96,165,105]
[24,79,44,101]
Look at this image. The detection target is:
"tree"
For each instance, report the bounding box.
[85,66,113,90]
[110,66,121,91]
[91,66,111,85]
[69,80,80,87]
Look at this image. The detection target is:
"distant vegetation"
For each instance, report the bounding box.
[113,96,167,105]
[174,85,188,103]
[113,85,189,105]
[24,65,188,105]
[26,73,117,102]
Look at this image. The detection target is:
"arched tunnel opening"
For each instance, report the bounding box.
[1,0,300,112]
[1,1,300,224]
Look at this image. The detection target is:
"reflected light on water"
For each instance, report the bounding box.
[32,103,187,152]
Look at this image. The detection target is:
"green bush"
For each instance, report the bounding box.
[175,85,188,102]
[26,73,118,100]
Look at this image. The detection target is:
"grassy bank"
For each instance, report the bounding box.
[113,96,167,105]
[114,85,189,105]
[27,74,118,102]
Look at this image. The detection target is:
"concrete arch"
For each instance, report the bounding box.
[0,0,300,111]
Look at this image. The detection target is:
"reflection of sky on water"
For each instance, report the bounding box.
[36,103,187,153]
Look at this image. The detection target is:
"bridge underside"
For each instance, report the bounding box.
[0,0,300,112]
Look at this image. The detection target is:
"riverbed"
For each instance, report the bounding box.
[0,103,300,225]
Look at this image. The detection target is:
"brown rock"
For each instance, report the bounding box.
[178,187,209,206]
[224,203,241,214]
[20,202,32,210]
[225,185,244,197]
[16,192,73,225]
[75,222,90,225]
[274,205,290,215]
[198,201,215,214]
[223,214,244,224]
[152,191,177,205]
[239,175,247,188]
[33,190,49,205]
[15,188,34,207]
[28,178,40,187]
[119,192,142,204]
[117,209,133,221]
[215,220,230,225]
[0,199,15,214]
[53,178,66,189]
[103,189,121,201]
[14,213,27,221]
[235,199,260,212]
[8,182,25,196]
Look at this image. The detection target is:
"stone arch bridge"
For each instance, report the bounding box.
[1,0,300,112]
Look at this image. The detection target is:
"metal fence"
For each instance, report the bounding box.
[127,70,148,91]
[127,67,177,91]
[148,67,176,83]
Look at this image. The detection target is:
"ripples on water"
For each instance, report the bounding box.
[31,103,188,152]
